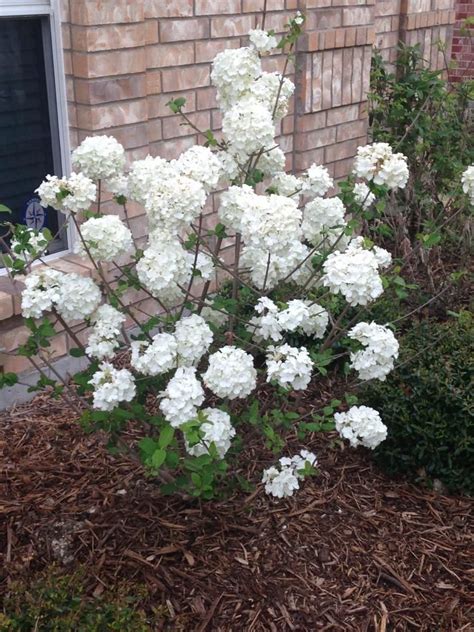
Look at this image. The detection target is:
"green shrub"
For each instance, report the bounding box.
[362,315,474,494]
[0,568,151,631]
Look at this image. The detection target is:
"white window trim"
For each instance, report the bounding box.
[0,0,76,273]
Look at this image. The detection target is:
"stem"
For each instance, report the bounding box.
[229,233,242,333]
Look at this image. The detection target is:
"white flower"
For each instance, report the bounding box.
[262,466,299,498]
[200,304,229,328]
[203,346,257,399]
[334,405,387,449]
[373,245,392,269]
[195,252,215,282]
[159,367,205,427]
[173,145,222,193]
[322,242,384,306]
[290,449,318,477]
[86,304,125,360]
[277,299,310,332]
[54,273,102,322]
[130,333,177,376]
[294,11,304,25]
[271,172,303,197]
[144,173,206,232]
[72,135,126,181]
[266,344,313,390]
[75,214,133,262]
[222,96,275,159]
[240,193,302,252]
[353,142,409,190]
[185,408,236,459]
[36,173,96,214]
[302,197,346,247]
[258,146,286,176]
[211,46,261,111]
[461,165,474,204]
[299,302,329,338]
[302,164,334,198]
[248,297,283,342]
[353,182,375,209]
[174,314,213,367]
[127,155,178,206]
[249,28,278,53]
[21,268,64,318]
[250,72,295,119]
[105,174,130,198]
[241,240,313,291]
[218,151,241,182]
[89,362,136,411]
[218,184,255,232]
[136,237,191,304]
[348,321,399,381]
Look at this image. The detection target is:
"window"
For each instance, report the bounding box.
[0,0,71,260]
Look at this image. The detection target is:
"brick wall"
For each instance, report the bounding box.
[0,0,457,387]
[449,0,474,81]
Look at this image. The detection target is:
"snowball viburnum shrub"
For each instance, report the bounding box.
[11,14,407,500]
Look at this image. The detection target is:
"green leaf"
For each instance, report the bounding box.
[69,347,86,358]
[0,204,12,214]
[151,449,167,468]
[138,437,158,458]
[166,97,186,113]
[159,425,175,449]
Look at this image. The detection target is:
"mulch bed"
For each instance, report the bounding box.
[1,395,472,631]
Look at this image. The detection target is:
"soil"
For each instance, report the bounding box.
[1,394,472,631]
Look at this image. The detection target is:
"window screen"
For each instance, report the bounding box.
[0,16,67,254]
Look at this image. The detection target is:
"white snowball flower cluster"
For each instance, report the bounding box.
[71,135,126,181]
[136,236,191,304]
[105,174,130,198]
[144,173,206,232]
[21,269,101,322]
[258,145,286,176]
[185,408,236,459]
[130,333,177,376]
[240,194,302,251]
[222,96,275,159]
[251,72,295,119]
[89,362,136,411]
[86,304,126,360]
[241,240,313,291]
[248,297,282,342]
[75,215,133,262]
[334,405,387,449]
[262,449,317,498]
[218,184,254,232]
[211,46,261,111]
[203,346,257,399]
[200,304,229,328]
[266,344,313,390]
[127,156,178,206]
[173,145,222,193]
[302,197,347,247]
[195,252,215,281]
[10,229,48,264]
[271,172,303,197]
[353,182,375,209]
[249,28,278,53]
[348,322,399,381]
[461,165,474,204]
[249,298,329,343]
[322,240,385,306]
[36,173,96,214]
[159,367,205,427]
[353,142,409,190]
[175,314,213,367]
[302,164,334,198]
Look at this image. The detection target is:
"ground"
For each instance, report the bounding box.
[1,395,472,631]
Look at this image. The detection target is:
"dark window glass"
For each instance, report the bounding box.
[0,16,67,254]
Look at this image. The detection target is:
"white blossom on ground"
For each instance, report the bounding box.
[36,173,96,214]
[89,363,136,411]
[130,333,177,376]
[266,344,313,390]
[262,449,316,498]
[72,135,126,181]
[353,182,375,209]
[185,408,236,459]
[159,367,205,428]
[353,142,409,190]
[174,314,213,367]
[249,28,278,54]
[75,214,133,262]
[334,405,387,449]
[203,346,257,399]
[86,304,126,360]
[348,321,399,381]
[461,164,474,204]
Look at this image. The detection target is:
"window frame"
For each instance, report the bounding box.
[0,0,74,272]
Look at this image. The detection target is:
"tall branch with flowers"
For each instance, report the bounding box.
[3,13,472,499]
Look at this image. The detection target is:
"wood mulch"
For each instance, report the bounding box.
[0,395,472,631]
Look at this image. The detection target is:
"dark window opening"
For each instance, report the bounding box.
[0,16,67,256]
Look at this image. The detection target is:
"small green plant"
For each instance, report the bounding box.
[362,314,474,494]
[0,567,151,631]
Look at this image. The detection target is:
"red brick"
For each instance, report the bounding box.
[336,119,367,142]
[196,0,242,15]
[325,138,360,163]
[160,18,209,42]
[144,0,193,19]
[195,39,239,63]
[162,111,211,139]
[147,42,194,68]
[71,1,144,25]
[161,65,210,91]
[211,15,255,38]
